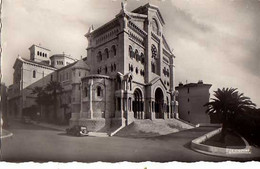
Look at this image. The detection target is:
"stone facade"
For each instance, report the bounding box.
[70,3,178,132]
[175,81,212,124]
[7,3,179,133]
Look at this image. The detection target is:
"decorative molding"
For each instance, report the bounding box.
[128,21,147,38]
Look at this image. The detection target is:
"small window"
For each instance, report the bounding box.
[111,64,114,72]
[97,86,102,97]
[40,52,42,56]
[136,67,139,74]
[84,87,88,97]
[51,74,53,81]
[114,63,116,70]
[135,49,139,60]
[129,46,134,58]
[151,62,155,73]
[141,53,145,64]
[97,51,102,61]
[37,51,39,55]
[188,98,190,102]
[33,70,36,78]
[79,71,81,77]
[105,48,109,58]
[187,88,190,93]
[112,45,116,56]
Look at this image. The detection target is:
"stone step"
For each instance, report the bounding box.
[88,132,109,137]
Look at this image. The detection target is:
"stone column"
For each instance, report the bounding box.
[150,99,155,120]
[120,97,124,118]
[88,80,93,119]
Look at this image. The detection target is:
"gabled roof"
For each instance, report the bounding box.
[71,59,90,70]
[56,59,90,72]
[162,35,173,55]
[132,3,165,25]
[13,57,56,70]
[148,76,167,90]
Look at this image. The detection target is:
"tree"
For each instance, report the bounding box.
[204,88,256,141]
[31,86,52,120]
[45,81,63,123]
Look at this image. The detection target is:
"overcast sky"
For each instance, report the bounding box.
[2,0,260,106]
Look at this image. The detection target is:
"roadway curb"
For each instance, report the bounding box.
[191,128,252,158]
[0,129,13,139]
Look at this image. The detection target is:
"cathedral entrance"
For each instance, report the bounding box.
[155,88,164,119]
[133,89,144,119]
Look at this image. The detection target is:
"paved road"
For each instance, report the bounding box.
[0,120,257,162]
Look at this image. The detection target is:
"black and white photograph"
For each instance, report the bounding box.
[1,0,260,165]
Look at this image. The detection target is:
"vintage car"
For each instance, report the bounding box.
[66,125,88,137]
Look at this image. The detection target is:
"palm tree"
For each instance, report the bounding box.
[204,88,256,141]
[45,81,63,123]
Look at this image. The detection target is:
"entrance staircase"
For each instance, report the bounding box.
[88,118,194,137]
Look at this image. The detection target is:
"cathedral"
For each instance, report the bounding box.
[7,3,179,135]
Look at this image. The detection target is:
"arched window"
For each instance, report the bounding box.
[84,87,88,97]
[114,63,116,70]
[152,18,159,35]
[33,70,36,78]
[111,64,114,72]
[135,67,139,74]
[97,51,102,61]
[40,52,42,56]
[105,66,108,74]
[151,62,155,73]
[97,86,102,97]
[112,45,116,56]
[135,49,139,60]
[129,46,134,58]
[37,51,39,55]
[105,48,109,59]
[140,53,145,64]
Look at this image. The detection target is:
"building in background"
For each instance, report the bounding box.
[175,81,212,124]
[1,83,8,127]
[7,44,81,122]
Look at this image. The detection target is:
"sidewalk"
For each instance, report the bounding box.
[31,121,68,131]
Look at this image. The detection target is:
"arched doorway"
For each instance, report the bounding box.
[155,88,164,119]
[133,89,143,119]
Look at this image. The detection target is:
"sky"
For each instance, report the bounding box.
[1,0,260,106]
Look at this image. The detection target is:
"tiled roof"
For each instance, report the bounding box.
[19,57,56,70]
